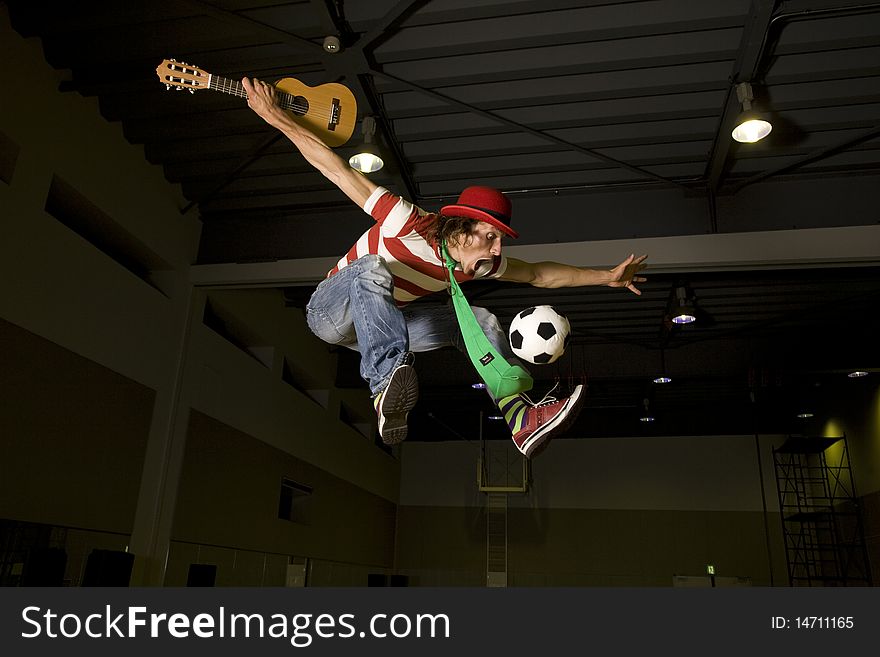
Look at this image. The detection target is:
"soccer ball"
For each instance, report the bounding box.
[508,305,571,364]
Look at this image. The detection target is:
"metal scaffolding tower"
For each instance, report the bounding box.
[485,492,508,587]
[773,434,872,586]
[477,413,530,588]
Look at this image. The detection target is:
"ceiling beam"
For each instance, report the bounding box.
[373,54,735,92]
[400,0,647,27]
[354,73,419,200]
[307,4,426,200]
[307,0,340,35]
[179,0,326,56]
[372,70,693,191]
[705,0,778,193]
[189,225,880,287]
[373,17,745,63]
[181,132,282,214]
[360,0,434,50]
[730,125,880,193]
[169,0,332,214]
[346,0,437,199]
[173,0,420,207]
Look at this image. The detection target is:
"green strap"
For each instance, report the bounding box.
[441,241,532,399]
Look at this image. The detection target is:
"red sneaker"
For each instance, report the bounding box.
[511,385,584,458]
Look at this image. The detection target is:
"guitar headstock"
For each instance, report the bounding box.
[156,59,210,93]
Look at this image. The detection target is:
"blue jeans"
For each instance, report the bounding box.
[305,254,518,395]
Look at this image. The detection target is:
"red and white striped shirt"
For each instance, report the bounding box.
[327,187,508,306]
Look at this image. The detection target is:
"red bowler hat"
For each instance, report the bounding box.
[440,186,519,238]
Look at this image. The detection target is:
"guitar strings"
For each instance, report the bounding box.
[160,67,341,121]
[210,76,338,121]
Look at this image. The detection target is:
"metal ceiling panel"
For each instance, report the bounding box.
[5,0,879,441]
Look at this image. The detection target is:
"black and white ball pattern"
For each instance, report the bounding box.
[508,305,571,364]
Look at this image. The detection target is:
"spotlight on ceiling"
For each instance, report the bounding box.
[796,412,815,419]
[670,286,696,325]
[471,382,487,389]
[653,348,672,384]
[348,116,384,173]
[732,82,772,143]
[847,370,869,378]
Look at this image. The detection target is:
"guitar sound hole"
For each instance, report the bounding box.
[291,95,308,116]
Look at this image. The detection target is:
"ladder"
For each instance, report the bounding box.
[773,434,872,586]
[486,492,508,587]
[478,418,530,587]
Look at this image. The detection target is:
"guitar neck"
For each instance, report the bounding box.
[208,75,300,112]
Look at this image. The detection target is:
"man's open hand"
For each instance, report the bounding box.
[607,254,648,295]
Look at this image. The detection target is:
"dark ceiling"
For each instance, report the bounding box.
[7,0,880,443]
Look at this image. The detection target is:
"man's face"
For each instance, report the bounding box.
[447,221,503,276]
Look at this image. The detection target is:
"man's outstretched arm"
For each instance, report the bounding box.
[500,254,648,295]
[242,77,377,208]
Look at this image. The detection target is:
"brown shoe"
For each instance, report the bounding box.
[511,385,584,458]
[374,353,418,445]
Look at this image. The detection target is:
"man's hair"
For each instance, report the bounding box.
[427,214,479,249]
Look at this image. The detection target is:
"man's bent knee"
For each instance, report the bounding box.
[472,306,503,333]
[352,254,394,286]
[354,254,390,274]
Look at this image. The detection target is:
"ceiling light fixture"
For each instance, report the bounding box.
[732,82,772,143]
[653,348,672,384]
[471,382,487,389]
[348,116,384,173]
[847,370,868,378]
[670,286,696,325]
[322,35,342,53]
[639,398,655,422]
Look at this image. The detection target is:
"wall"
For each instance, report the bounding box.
[3,5,875,589]
[190,289,398,502]
[396,435,790,586]
[0,6,398,586]
[0,12,196,391]
[1,5,195,563]
[165,412,396,586]
[0,319,153,534]
[815,379,880,584]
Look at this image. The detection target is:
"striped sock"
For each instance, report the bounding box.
[497,394,529,434]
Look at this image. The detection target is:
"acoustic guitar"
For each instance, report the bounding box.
[156,58,357,147]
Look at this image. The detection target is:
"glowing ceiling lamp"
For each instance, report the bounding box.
[653,348,672,384]
[732,82,772,144]
[348,116,384,173]
[670,286,696,325]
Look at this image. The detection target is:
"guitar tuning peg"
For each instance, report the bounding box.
[189,89,194,94]
[170,58,177,62]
